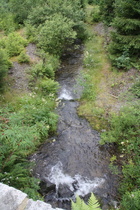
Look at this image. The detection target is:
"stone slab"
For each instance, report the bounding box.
[0,183,27,210]
[25,199,64,210]
[0,183,64,210]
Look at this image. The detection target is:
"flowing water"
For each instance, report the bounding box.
[31,45,118,209]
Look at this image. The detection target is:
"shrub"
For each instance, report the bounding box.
[27,0,85,27]
[110,50,131,70]
[100,105,140,146]
[130,80,140,98]
[37,78,59,95]
[73,21,88,40]
[18,51,30,63]
[30,53,59,81]
[0,162,41,200]
[25,24,37,43]
[0,49,12,90]
[38,14,76,55]
[9,0,38,24]
[90,6,101,22]
[4,32,28,57]
[121,190,140,210]
[38,51,60,78]
[0,14,17,34]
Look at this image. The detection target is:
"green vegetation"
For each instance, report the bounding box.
[71,193,101,210]
[109,0,140,69]
[130,80,140,98]
[100,104,140,209]
[0,32,28,57]
[18,51,30,63]
[38,14,76,55]
[0,0,85,200]
[0,0,17,34]
[0,0,140,208]
[90,5,101,22]
[0,49,12,91]
[26,0,86,55]
[78,24,114,131]
[78,3,140,210]
[100,0,115,24]
[0,93,58,200]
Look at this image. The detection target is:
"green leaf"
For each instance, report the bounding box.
[71,193,101,210]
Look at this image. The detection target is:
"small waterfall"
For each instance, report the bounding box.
[47,162,105,200]
[58,87,73,100]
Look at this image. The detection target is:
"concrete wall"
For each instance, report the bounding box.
[0,183,64,210]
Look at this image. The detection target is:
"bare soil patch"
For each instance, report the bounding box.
[8,44,40,93]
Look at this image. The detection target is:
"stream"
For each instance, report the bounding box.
[31,45,118,209]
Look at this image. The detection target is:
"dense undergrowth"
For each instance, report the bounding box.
[100,104,140,209]
[0,0,86,200]
[0,32,59,199]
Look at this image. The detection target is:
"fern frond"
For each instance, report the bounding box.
[71,193,101,210]
[71,196,88,210]
[88,193,101,209]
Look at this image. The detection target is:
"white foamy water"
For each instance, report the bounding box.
[47,162,105,197]
[58,88,73,100]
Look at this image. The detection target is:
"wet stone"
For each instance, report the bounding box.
[58,184,74,199]
[39,181,56,196]
[45,191,56,202]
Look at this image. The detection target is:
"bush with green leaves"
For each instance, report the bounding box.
[114,50,131,70]
[29,54,59,83]
[26,0,86,45]
[0,49,12,90]
[0,0,16,35]
[25,24,37,43]
[18,51,30,63]
[121,190,140,210]
[9,0,40,24]
[39,51,60,78]
[38,14,76,55]
[0,14,17,34]
[71,193,101,210]
[27,0,85,27]
[100,105,140,209]
[90,6,101,22]
[88,0,100,5]
[0,32,28,57]
[36,78,59,96]
[130,80,140,98]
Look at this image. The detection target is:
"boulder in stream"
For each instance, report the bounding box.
[39,180,56,196]
[58,184,74,199]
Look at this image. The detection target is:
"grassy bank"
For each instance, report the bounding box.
[78,5,140,210]
[0,28,60,200]
[77,23,120,131]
